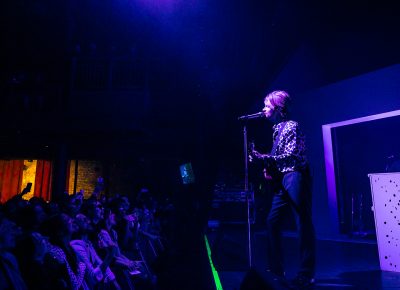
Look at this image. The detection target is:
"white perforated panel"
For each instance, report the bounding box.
[369,173,400,272]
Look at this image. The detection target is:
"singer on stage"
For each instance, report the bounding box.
[250,90,316,288]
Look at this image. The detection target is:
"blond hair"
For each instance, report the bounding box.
[264,90,291,118]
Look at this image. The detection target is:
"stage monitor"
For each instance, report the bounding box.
[179,162,195,184]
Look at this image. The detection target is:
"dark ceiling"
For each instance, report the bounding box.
[1,0,399,163]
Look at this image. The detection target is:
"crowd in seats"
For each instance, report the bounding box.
[0,187,171,290]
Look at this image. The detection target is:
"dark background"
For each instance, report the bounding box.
[1,0,400,237]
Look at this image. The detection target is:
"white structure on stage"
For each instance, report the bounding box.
[369,172,400,273]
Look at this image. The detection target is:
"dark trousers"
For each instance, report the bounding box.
[266,170,316,277]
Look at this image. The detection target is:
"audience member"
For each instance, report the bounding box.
[71,213,120,289]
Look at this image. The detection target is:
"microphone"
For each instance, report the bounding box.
[238,112,264,121]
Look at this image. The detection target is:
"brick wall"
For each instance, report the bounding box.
[68,160,103,198]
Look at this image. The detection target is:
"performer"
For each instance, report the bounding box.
[250,90,316,288]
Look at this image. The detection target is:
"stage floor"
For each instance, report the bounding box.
[207,228,400,290]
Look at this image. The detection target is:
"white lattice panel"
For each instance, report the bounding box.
[369,173,400,272]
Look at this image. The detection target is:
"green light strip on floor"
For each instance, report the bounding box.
[204,235,224,290]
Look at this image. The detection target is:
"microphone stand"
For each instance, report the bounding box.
[242,122,253,268]
[237,112,262,268]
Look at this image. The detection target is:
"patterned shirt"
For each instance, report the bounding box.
[70,239,116,286]
[270,120,308,173]
[48,245,88,290]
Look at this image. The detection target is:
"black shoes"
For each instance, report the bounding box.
[290,274,315,289]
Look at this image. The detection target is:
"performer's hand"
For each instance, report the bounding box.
[249,154,254,162]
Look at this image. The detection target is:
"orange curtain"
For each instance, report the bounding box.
[34,160,53,201]
[0,160,24,204]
